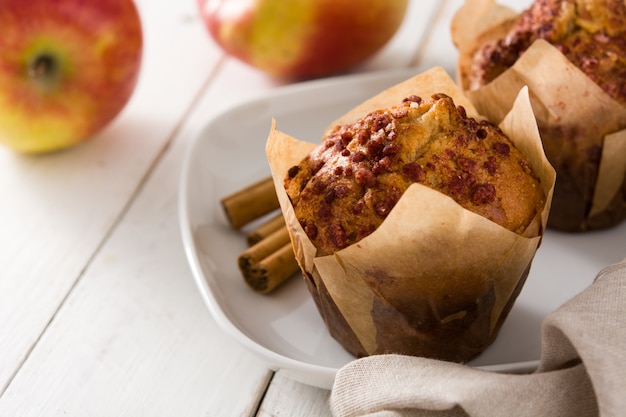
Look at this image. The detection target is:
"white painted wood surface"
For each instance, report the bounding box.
[0,0,220,396]
[0,0,558,416]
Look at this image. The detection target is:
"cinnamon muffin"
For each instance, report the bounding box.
[459,0,626,231]
[267,67,554,363]
[285,93,546,255]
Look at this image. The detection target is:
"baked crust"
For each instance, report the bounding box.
[468,0,626,104]
[285,94,545,255]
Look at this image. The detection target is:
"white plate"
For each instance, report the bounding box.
[179,68,626,389]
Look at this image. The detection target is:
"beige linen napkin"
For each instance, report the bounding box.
[330,257,626,417]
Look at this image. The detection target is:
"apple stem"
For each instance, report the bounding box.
[28,55,56,80]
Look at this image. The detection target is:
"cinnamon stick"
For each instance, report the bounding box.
[238,226,299,293]
[246,213,285,246]
[221,177,279,229]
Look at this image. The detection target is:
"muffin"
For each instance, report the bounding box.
[266,67,555,362]
[453,0,626,231]
[285,93,546,255]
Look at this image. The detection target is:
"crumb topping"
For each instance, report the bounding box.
[469,0,626,103]
[285,94,545,254]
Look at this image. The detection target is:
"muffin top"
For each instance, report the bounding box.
[284,94,546,255]
[468,0,626,103]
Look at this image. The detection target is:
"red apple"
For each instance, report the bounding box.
[0,0,143,154]
[198,0,408,80]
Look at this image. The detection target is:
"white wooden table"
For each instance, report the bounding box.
[0,0,576,415]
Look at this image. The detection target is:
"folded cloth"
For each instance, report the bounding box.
[330,257,626,417]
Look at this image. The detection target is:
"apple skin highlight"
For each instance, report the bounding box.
[199,0,408,80]
[0,0,143,153]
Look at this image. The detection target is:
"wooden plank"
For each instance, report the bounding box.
[257,372,332,417]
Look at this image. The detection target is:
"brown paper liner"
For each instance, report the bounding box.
[452,0,626,231]
[266,67,555,362]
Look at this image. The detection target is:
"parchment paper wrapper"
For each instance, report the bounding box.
[452,0,626,231]
[266,67,556,362]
